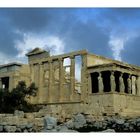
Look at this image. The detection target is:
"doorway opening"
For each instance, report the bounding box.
[91,72,99,93]
[102,71,111,92]
[1,77,9,90]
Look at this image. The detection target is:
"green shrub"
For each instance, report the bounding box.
[0,81,38,113]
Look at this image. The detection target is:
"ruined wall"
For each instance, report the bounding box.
[83,94,114,116]
[0,103,83,132]
[0,64,30,91]
[14,64,30,87]
[113,94,140,116]
[82,93,140,117]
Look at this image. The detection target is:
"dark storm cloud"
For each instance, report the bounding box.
[107,8,140,18]
[0,8,51,56]
[40,9,112,58]
[0,9,76,56]
[106,8,140,66]
[100,8,140,23]
[0,25,20,55]
[2,8,50,33]
[95,8,140,35]
[93,8,140,65]
[121,35,140,66]
[0,14,23,55]
[0,8,113,59]
[60,20,112,58]
[1,8,140,65]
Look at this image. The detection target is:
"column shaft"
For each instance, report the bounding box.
[136,76,140,96]
[81,55,87,101]
[59,58,64,101]
[119,73,125,93]
[30,64,34,83]
[127,75,132,94]
[48,60,53,102]
[110,71,115,92]
[98,72,103,93]
[38,63,44,103]
[88,75,92,94]
[70,56,75,100]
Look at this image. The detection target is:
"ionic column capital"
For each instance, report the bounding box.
[111,70,114,74]
[98,72,102,77]
[120,72,123,77]
[128,74,131,78]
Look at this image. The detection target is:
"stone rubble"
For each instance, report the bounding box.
[0,111,140,132]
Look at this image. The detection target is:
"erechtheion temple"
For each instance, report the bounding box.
[1,48,140,117]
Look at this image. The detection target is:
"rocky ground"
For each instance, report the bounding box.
[43,114,140,132]
[1,112,140,132]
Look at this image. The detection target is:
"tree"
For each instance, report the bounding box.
[0,81,38,113]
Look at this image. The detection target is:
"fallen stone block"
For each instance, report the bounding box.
[34,118,44,127]
[73,114,86,129]
[44,116,57,130]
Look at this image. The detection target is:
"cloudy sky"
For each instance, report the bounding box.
[0,8,140,66]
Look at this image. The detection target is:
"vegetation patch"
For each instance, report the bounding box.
[0,81,38,113]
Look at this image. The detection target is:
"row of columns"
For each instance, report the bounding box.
[97,71,140,95]
[33,55,81,102]
[48,56,77,101]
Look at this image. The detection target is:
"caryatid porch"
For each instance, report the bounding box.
[87,63,140,96]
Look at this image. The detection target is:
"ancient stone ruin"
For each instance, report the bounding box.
[0,47,140,117]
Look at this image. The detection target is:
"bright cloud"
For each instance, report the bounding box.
[109,31,138,61]
[15,33,65,58]
[109,36,125,61]
[14,33,82,81]
[0,52,18,64]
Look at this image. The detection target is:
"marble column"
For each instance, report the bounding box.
[98,72,103,93]
[131,75,136,95]
[48,60,53,102]
[30,64,34,83]
[88,74,92,94]
[70,56,75,100]
[38,63,44,103]
[127,75,132,94]
[34,64,39,86]
[119,73,125,93]
[81,55,87,101]
[59,58,64,101]
[136,76,140,96]
[110,71,116,92]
